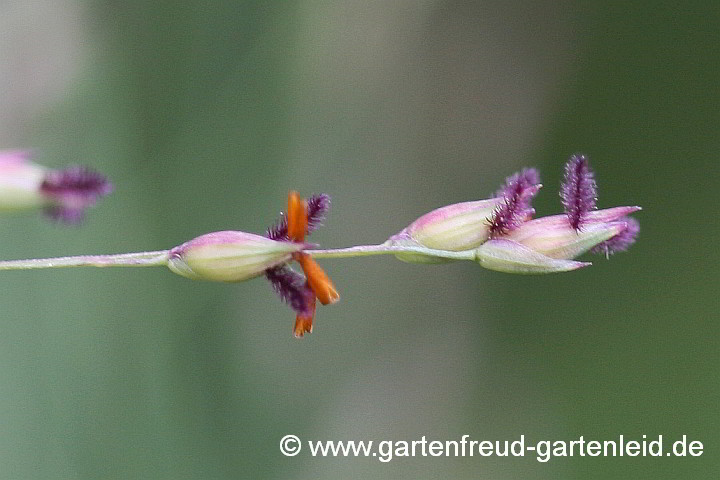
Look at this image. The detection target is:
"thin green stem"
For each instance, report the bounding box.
[308,244,476,261]
[0,243,477,273]
[0,250,170,270]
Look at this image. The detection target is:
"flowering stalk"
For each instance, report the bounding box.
[0,155,640,335]
[0,250,170,269]
[0,244,477,269]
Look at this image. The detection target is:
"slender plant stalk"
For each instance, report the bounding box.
[0,250,170,270]
[308,244,475,260]
[0,244,476,272]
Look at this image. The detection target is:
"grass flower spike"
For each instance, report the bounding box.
[0,150,112,224]
[0,154,640,336]
[379,155,640,273]
[388,198,503,263]
[387,168,542,264]
[170,191,338,336]
[475,155,639,272]
[167,231,304,282]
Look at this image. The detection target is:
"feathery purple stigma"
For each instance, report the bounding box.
[306,193,331,234]
[592,217,640,257]
[39,166,113,224]
[494,168,541,199]
[266,217,288,241]
[40,165,113,197]
[489,168,541,236]
[561,154,597,230]
[266,193,331,240]
[265,265,314,315]
[43,206,88,224]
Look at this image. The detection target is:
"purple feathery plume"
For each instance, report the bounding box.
[40,165,113,224]
[592,217,640,257]
[264,265,314,315]
[266,193,331,240]
[40,165,113,198]
[43,206,88,224]
[265,216,287,241]
[561,154,597,230]
[265,217,288,241]
[305,193,331,234]
[489,168,541,236]
[494,168,541,198]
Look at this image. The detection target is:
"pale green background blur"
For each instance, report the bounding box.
[0,1,718,479]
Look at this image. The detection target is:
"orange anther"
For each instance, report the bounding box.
[293,289,316,338]
[287,191,307,242]
[294,314,314,338]
[295,253,339,305]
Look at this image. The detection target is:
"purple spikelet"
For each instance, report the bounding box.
[265,265,314,315]
[561,154,597,230]
[592,217,640,257]
[266,193,331,240]
[489,168,541,236]
[39,166,113,224]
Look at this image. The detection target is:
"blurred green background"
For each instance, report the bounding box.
[0,1,718,478]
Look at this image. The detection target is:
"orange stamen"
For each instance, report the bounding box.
[295,253,339,305]
[287,191,307,242]
[293,315,313,338]
[294,316,313,338]
[293,294,316,338]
